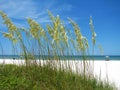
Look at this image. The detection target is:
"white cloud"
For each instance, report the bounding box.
[56,4,73,12]
[0,0,74,25]
[0,0,54,25]
[0,0,40,18]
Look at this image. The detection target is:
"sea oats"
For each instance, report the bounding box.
[0,11,17,33]
[3,33,13,39]
[47,10,55,23]
[27,18,46,40]
[68,18,85,51]
[89,16,96,45]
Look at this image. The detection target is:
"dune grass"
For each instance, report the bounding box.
[0,10,117,90]
[0,64,115,90]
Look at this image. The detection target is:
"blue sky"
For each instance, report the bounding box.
[0,0,120,55]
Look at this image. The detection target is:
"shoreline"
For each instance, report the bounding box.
[0,59,120,89]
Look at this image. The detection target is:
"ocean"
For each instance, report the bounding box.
[0,55,120,60]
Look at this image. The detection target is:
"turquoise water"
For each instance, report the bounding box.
[0,55,120,60]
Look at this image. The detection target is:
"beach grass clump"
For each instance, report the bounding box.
[0,64,116,90]
[0,10,117,90]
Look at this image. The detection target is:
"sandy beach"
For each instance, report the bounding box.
[0,59,120,89]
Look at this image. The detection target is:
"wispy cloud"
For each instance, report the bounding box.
[0,0,42,19]
[55,3,73,12]
[0,0,74,26]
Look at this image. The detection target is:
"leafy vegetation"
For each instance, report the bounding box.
[0,64,116,90]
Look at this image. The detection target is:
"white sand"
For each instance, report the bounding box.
[0,59,120,89]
